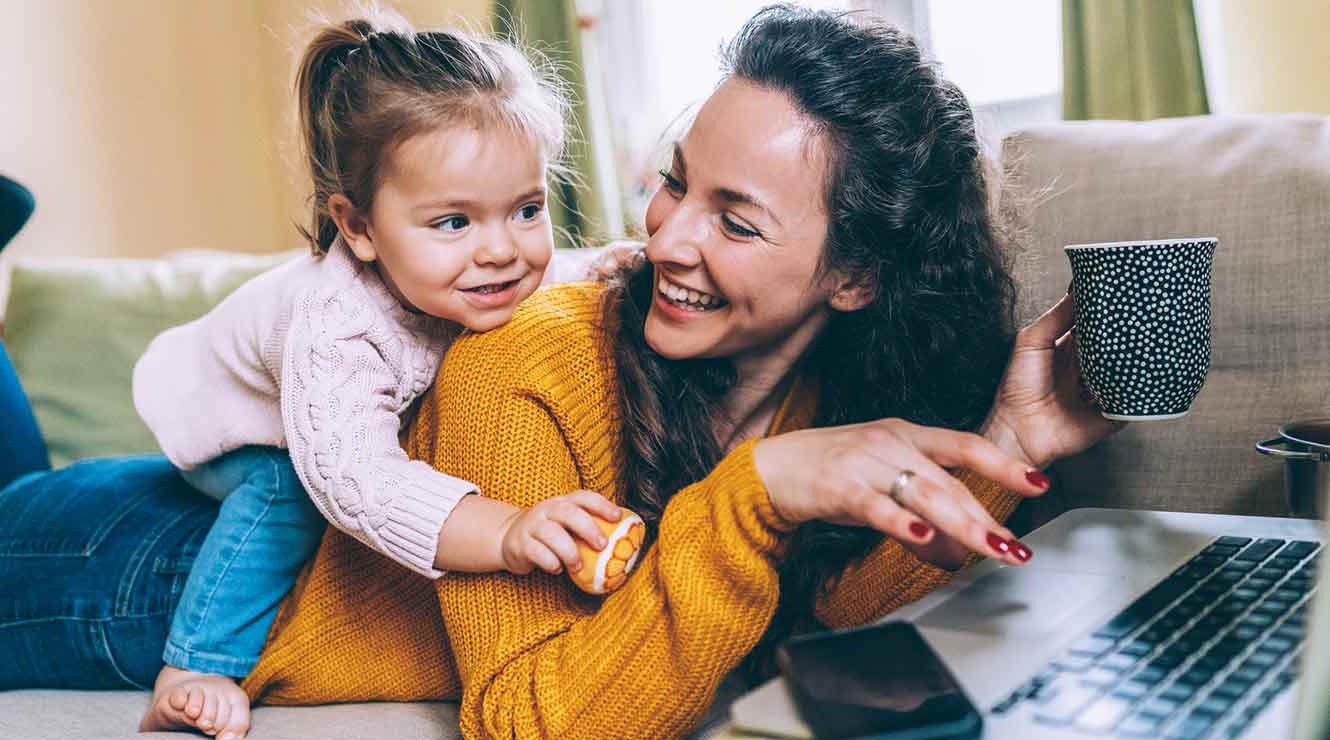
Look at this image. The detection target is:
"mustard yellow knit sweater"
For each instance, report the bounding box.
[241,283,1020,739]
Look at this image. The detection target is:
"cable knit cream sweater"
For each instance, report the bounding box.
[133,238,472,577]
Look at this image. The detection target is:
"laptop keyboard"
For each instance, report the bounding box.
[990,536,1320,739]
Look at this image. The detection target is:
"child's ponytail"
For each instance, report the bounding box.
[290,12,568,255]
[294,20,374,253]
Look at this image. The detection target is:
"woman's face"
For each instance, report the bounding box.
[642,79,841,365]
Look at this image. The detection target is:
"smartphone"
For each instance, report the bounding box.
[776,621,982,740]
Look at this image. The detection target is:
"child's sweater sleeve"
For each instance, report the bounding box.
[280,285,476,579]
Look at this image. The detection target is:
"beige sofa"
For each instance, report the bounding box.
[3,113,1328,739]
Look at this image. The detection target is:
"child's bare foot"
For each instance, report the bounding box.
[139,665,251,738]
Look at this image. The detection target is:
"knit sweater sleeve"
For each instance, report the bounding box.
[280,286,475,578]
[413,331,796,740]
[813,470,1022,629]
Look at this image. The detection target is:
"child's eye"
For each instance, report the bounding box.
[433,215,469,232]
[515,203,543,222]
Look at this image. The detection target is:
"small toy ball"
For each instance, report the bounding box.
[570,508,646,595]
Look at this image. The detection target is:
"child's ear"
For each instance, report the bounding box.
[328,194,376,263]
[828,272,877,312]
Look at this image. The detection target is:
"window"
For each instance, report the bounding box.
[580,0,1060,228]
[923,0,1062,140]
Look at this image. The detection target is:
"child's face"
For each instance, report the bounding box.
[350,125,554,332]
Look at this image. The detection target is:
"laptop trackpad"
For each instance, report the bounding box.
[915,568,1127,638]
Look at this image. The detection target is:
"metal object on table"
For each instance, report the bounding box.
[1256,418,1330,518]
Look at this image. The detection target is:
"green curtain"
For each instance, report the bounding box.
[1062,0,1210,120]
[494,0,607,248]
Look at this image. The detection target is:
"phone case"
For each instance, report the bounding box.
[776,622,983,740]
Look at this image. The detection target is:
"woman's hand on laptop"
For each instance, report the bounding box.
[753,418,1049,569]
[982,290,1125,471]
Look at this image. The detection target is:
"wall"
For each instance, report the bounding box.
[0,0,491,311]
[1196,0,1330,115]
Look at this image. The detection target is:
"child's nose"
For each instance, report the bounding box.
[475,238,518,265]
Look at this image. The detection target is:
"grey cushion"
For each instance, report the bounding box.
[1003,114,1330,529]
[0,691,461,740]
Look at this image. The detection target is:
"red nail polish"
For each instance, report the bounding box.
[1026,469,1051,489]
[909,522,931,538]
[1012,541,1033,562]
[986,532,1011,555]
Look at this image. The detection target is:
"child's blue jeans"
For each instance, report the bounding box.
[164,446,325,677]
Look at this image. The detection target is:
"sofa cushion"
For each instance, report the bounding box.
[1002,114,1330,527]
[0,690,461,739]
[3,250,296,468]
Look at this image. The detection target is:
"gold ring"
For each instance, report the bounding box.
[887,470,916,508]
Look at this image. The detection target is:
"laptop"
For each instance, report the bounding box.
[730,508,1329,739]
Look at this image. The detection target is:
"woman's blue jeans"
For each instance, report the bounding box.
[0,455,218,689]
[0,340,325,687]
[0,341,48,487]
[0,450,327,688]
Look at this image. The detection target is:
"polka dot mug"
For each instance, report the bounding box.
[1066,238,1218,421]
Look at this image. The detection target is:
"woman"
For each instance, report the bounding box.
[0,6,1117,739]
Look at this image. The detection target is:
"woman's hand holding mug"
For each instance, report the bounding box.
[982,290,1125,471]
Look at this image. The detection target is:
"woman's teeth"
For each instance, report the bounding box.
[658,278,726,311]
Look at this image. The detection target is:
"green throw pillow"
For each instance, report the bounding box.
[4,250,298,468]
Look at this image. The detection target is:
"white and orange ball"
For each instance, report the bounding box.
[569,509,646,595]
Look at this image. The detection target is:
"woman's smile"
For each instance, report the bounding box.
[653,272,729,319]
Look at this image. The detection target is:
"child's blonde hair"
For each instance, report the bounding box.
[295,12,568,253]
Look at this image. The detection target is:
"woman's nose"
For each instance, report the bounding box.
[645,207,705,268]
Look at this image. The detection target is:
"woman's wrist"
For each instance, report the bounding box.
[752,436,802,525]
[979,411,1042,470]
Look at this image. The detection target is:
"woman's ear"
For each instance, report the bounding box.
[328,194,376,263]
[828,273,877,312]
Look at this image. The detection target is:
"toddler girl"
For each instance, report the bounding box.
[133,15,619,739]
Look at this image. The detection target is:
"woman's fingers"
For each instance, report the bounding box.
[885,470,1030,565]
[857,422,1033,565]
[851,486,936,547]
[861,449,1026,566]
[901,424,1050,498]
[1017,290,1076,350]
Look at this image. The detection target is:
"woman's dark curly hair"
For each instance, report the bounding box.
[600,4,1018,678]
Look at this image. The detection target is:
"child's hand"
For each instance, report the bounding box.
[500,491,623,575]
[584,241,645,282]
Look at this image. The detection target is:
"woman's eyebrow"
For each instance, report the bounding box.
[716,188,781,228]
[674,143,781,227]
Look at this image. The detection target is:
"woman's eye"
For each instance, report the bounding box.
[516,203,543,222]
[721,214,760,239]
[658,169,685,196]
[434,215,469,233]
